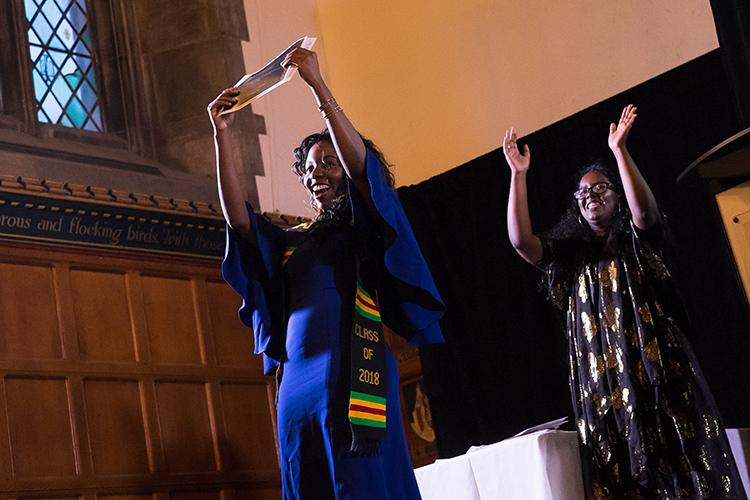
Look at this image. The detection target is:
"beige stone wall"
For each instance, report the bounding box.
[241,0,330,217]
[317,0,719,187]
[0,0,264,211]
[242,0,719,216]
[0,1,722,217]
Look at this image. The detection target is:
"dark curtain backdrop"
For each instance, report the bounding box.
[397,50,750,458]
[710,0,750,126]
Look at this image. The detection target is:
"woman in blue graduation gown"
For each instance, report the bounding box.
[208,48,444,500]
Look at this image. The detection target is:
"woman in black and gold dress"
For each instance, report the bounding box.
[504,105,746,499]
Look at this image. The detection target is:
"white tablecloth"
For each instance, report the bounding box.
[416,428,750,500]
[415,430,584,500]
[727,428,750,495]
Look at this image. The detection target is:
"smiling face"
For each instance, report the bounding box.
[302,140,346,210]
[576,170,619,231]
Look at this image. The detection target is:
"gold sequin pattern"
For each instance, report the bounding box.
[591,481,609,500]
[604,348,618,371]
[615,346,625,373]
[632,445,646,476]
[646,252,670,278]
[550,281,565,310]
[566,296,575,324]
[578,418,588,444]
[675,416,696,439]
[610,385,624,410]
[697,475,710,497]
[602,301,621,333]
[638,303,654,325]
[723,474,732,494]
[599,265,612,291]
[589,352,605,383]
[644,339,663,365]
[703,414,720,439]
[621,387,631,407]
[578,273,589,302]
[549,232,745,498]
[608,260,618,292]
[596,393,612,416]
[625,324,639,348]
[581,311,598,342]
[636,359,649,386]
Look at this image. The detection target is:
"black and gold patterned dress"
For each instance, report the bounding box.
[542,220,746,499]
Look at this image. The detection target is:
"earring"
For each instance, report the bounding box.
[308,197,321,217]
[578,214,586,227]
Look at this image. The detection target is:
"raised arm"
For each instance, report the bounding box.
[608,104,659,230]
[208,88,254,243]
[504,128,543,266]
[282,49,371,199]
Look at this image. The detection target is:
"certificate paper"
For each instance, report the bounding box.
[219,36,316,116]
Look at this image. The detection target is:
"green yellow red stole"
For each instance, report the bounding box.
[283,240,387,455]
[348,277,387,454]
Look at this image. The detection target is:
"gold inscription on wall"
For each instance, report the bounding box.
[0,193,225,257]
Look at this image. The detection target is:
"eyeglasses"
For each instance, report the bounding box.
[573,182,612,200]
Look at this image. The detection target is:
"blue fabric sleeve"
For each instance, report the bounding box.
[354,149,446,346]
[221,204,286,374]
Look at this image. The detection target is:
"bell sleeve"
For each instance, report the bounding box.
[352,149,446,346]
[222,204,287,374]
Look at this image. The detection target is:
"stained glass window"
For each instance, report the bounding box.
[24,0,102,132]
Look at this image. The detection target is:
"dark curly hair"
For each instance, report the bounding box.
[543,161,631,241]
[291,132,389,276]
[539,161,633,307]
[292,129,396,188]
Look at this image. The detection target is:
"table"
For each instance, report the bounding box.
[728,428,750,495]
[415,428,750,499]
[415,430,584,500]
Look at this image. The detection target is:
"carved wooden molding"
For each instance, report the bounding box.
[0,173,306,227]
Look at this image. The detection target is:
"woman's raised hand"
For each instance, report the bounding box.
[608,104,637,151]
[503,128,531,174]
[207,88,239,132]
[282,48,324,89]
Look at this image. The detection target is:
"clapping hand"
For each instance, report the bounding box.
[608,104,637,151]
[503,128,531,174]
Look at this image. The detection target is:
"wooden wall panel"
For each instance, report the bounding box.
[0,263,61,359]
[0,378,11,481]
[97,495,152,500]
[83,379,150,475]
[235,488,282,500]
[97,495,153,500]
[5,376,77,477]
[169,492,220,500]
[71,270,136,362]
[21,496,82,500]
[141,276,202,365]
[155,381,216,473]
[205,281,260,373]
[218,383,277,471]
[0,241,279,497]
